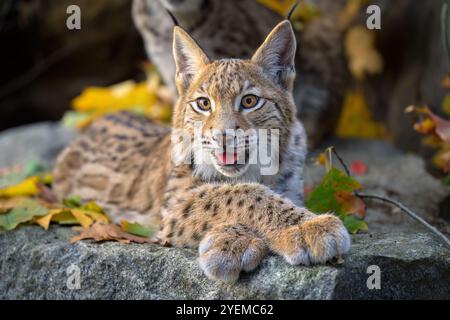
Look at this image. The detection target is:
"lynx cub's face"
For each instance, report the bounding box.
[172,21,298,181]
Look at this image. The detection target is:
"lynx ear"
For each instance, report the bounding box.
[251,20,296,90]
[173,26,210,92]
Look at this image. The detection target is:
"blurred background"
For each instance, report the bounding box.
[0,0,146,129]
[1,0,450,179]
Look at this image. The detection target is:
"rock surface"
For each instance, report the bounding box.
[0,226,449,299]
[306,139,450,234]
[0,122,75,168]
[0,123,449,299]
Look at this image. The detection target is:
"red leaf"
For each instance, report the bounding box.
[350,160,368,175]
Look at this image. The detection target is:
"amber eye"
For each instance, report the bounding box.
[195,97,211,111]
[241,94,259,109]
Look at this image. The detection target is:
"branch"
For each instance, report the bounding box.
[331,147,450,248]
[357,192,450,248]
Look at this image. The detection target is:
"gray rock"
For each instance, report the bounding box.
[0,226,448,299]
[305,138,450,234]
[0,123,449,299]
[0,122,76,168]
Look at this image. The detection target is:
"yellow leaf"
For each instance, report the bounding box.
[50,210,79,224]
[35,207,109,230]
[314,147,333,171]
[335,91,388,139]
[442,94,450,117]
[0,176,40,198]
[432,146,450,173]
[81,201,105,214]
[257,0,293,16]
[345,26,383,80]
[413,118,436,134]
[422,135,443,149]
[257,0,320,23]
[35,209,61,230]
[70,209,108,228]
[67,65,174,129]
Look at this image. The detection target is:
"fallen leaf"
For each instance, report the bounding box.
[0,199,48,230]
[0,197,29,214]
[350,160,368,175]
[63,195,82,208]
[81,201,106,214]
[306,165,367,233]
[35,205,109,230]
[35,209,78,230]
[406,105,450,172]
[335,190,366,218]
[432,147,450,173]
[442,93,450,117]
[34,209,64,230]
[335,90,389,139]
[304,185,314,197]
[120,220,155,238]
[70,221,159,244]
[0,176,40,198]
[50,210,79,225]
[64,64,173,129]
[342,215,368,234]
[306,167,362,214]
[70,209,109,228]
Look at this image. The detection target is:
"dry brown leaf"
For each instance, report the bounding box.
[70,221,159,244]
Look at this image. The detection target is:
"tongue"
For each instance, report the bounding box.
[218,152,237,165]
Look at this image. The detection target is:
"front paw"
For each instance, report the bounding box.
[274,214,351,265]
[198,225,268,283]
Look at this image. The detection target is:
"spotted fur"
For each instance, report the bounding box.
[53,21,350,282]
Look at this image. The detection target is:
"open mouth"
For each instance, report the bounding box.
[210,148,250,175]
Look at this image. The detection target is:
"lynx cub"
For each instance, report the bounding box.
[53,21,350,282]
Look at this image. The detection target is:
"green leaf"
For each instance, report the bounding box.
[63,195,82,208]
[442,172,450,186]
[120,221,155,238]
[306,167,361,215]
[0,160,47,188]
[306,166,368,233]
[343,215,368,234]
[81,201,105,214]
[0,199,48,230]
[23,160,47,177]
[62,111,91,128]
